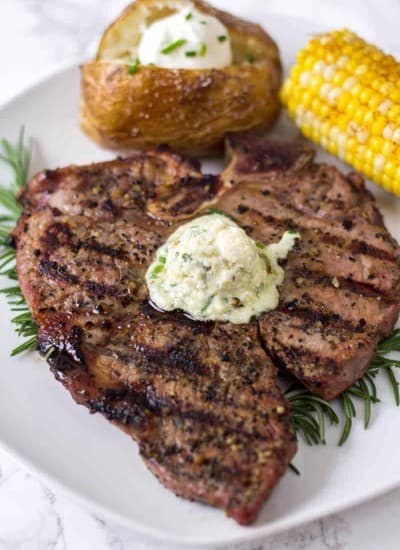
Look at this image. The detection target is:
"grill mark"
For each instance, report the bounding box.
[144,446,251,485]
[103,335,276,424]
[140,301,212,334]
[288,268,389,300]
[266,348,324,391]
[87,386,164,427]
[38,259,132,304]
[321,234,396,262]
[39,259,78,284]
[268,344,341,376]
[75,238,126,259]
[40,221,73,250]
[89,382,276,445]
[40,221,127,260]
[83,280,132,305]
[239,206,396,260]
[280,303,369,333]
[128,342,207,377]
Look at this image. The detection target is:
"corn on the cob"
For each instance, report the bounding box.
[280,29,400,196]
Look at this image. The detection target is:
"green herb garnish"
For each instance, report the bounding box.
[150,264,165,278]
[150,255,166,278]
[285,387,339,445]
[286,328,400,446]
[201,295,214,312]
[128,57,140,75]
[337,331,400,445]
[199,43,207,56]
[185,12,192,20]
[0,128,37,356]
[185,51,197,57]
[182,253,193,261]
[217,35,227,42]
[246,53,256,64]
[161,39,187,55]
[206,208,235,220]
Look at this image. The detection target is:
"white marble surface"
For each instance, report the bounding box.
[1,1,400,548]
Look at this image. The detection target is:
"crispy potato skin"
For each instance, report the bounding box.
[81,0,282,156]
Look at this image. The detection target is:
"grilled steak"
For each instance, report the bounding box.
[219,134,400,398]
[14,135,400,523]
[15,148,296,525]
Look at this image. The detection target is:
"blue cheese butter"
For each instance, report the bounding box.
[146,213,299,324]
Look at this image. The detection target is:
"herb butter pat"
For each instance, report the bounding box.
[137,7,232,69]
[146,213,299,323]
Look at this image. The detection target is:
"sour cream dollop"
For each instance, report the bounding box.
[145,213,299,324]
[137,7,233,69]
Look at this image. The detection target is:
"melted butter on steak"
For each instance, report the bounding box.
[146,212,299,323]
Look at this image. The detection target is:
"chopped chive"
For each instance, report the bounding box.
[128,57,140,75]
[185,12,192,20]
[246,53,256,64]
[158,256,166,264]
[256,242,266,249]
[200,20,207,25]
[201,295,214,312]
[182,253,193,261]
[217,35,227,42]
[161,39,187,55]
[185,51,197,57]
[150,264,165,278]
[199,43,207,56]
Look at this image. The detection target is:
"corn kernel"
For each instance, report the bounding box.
[280,28,400,196]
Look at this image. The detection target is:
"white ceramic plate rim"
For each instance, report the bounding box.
[0,434,400,548]
[1,437,400,548]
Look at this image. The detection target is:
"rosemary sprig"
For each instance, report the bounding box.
[286,328,400,446]
[285,387,339,445]
[0,127,37,355]
[338,329,400,445]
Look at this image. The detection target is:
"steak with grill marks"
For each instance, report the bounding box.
[219,134,400,399]
[14,135,400,524]
[15,148,296,526]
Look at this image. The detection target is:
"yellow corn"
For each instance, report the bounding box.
[280,29,400,196]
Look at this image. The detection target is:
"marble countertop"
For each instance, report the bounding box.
[1,1,400,549]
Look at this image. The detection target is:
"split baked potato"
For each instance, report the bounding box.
[81,0,282,155]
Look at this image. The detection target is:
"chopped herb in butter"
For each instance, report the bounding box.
[146,213,299,323]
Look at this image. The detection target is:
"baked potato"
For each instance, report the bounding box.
[81,0,282,155]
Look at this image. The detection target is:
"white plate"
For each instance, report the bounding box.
[0,12,399,549]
